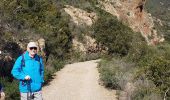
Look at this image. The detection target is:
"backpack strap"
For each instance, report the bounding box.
[21,53,25,68]
[0,84,2,92]
[21,52,41,68]
[35,55,40,62]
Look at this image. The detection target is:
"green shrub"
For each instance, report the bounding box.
[67,48,102,63]
[134,55,170,99]
[92,12,134,56]
[157,43,170,60]
[145,56,170,95]
[43,68,53,83]
[98,59,119,89]
[0,79,20,100]
[126,33,148,62]
[52,59,65,71]
[84,52,101,61]
[98,58,134,90]
[131,79,162,100]
[0,1,72,99]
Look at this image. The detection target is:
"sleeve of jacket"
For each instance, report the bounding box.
[11,56,26,80]
[40,57,44,83]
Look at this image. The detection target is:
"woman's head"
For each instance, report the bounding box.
[27,42,38,57]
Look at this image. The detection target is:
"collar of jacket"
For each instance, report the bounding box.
[24,51,39,60]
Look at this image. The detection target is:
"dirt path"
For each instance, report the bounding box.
[42,60,117,100]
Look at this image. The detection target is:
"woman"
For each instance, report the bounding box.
[11,42,44,100]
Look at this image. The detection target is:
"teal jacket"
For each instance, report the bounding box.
[11,51,44,93]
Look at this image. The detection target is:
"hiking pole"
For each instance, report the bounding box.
[27,80,31,100]
[27,80,34,100]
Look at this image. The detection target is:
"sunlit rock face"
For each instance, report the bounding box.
[98,0,164,45]
[64,5,97,26]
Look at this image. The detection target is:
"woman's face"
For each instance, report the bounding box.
[28,47,38,57]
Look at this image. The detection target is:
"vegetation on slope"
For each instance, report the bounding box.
[0,0,170,100]
[145,0,170,41]
[93,10,170,99]
[0,0,72,99]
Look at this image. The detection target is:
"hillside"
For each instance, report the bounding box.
[0,0,170,100]
[0,0,165,56]
[145,0,170,41]
[98,0,165,45]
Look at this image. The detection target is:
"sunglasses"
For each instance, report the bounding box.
[30,47,37,50]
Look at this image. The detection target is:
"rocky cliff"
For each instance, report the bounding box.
[98,0,164,45]
[64,0,164,46]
